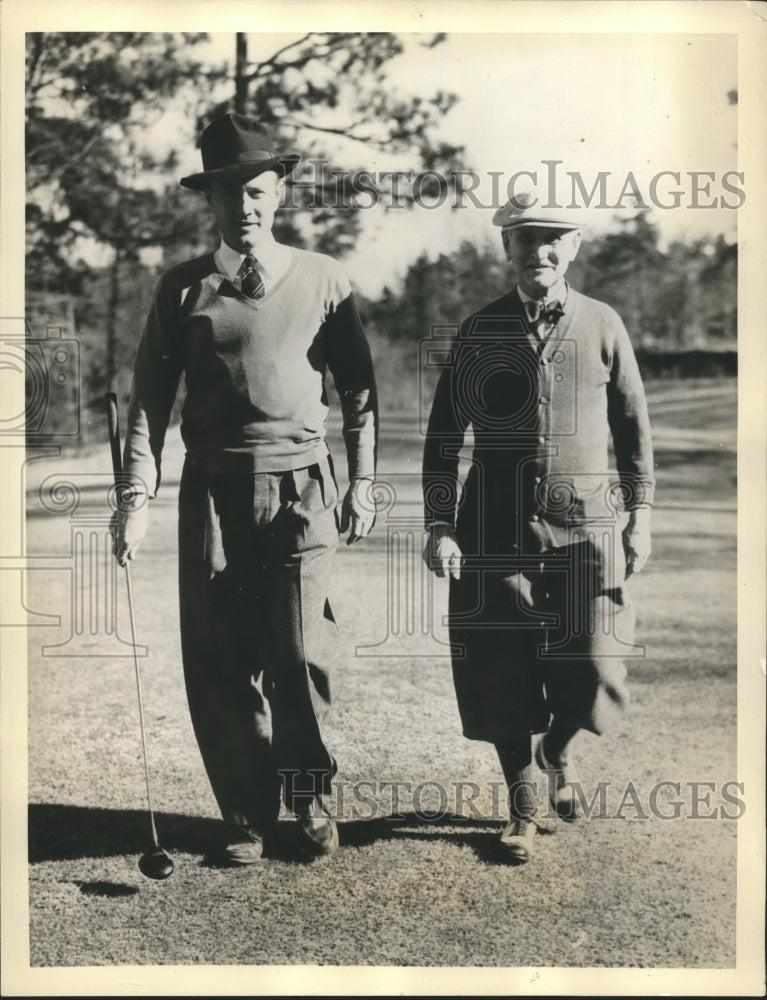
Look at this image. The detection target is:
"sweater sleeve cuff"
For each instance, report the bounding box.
[621,478,655,510]
[346,453,376,481]
[122,462,157,500]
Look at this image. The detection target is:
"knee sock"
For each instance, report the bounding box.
[495,736,536,820]
[543,721,580,765]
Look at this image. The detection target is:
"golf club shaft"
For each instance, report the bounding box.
[106,392,122,479]
[124,560,160,849]
[105,392,160,850]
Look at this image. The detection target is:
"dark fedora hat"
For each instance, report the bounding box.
[180,113,300,190]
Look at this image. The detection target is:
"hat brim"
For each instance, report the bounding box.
[499,218,584,232]
[180,154,300,190]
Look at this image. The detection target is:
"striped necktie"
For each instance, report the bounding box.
[240,255,265,300]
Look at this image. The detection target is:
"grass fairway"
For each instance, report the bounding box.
[23,378,737,969]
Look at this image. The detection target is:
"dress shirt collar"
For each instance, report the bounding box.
[516,280,569,309]
[214,237,291,282]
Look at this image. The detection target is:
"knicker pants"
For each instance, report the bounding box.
[448,539,635,742]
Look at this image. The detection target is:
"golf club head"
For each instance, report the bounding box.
[138,846,174,881]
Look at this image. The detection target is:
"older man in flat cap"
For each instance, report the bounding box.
[422,193,653,862]
[113,113,378,864]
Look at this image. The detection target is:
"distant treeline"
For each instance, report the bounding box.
[25,33,736,440]
[26,213,736,437]
[360,215,736,352]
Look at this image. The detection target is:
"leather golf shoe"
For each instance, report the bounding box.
[295,799,339,857]
[536,738,581,821]
[223,825,265,866]
[499,817,537,863]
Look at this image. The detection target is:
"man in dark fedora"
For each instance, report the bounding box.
[422,192,654,862]
[114,113,378,864]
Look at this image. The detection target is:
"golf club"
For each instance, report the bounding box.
[106,392,174,881]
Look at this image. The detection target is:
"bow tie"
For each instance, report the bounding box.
[524,299,565,325]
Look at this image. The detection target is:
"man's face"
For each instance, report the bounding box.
[503,226,582,298]
[206,170,282,253]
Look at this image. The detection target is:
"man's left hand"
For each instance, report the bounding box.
[340,477,376,544]
[623,508,652,579]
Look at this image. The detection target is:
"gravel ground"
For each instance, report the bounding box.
[18,380,750,979]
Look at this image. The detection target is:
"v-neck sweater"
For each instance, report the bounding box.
[124,247,377,496]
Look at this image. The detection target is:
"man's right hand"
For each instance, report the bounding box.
[110,500,148,567]
[423,523,463,580]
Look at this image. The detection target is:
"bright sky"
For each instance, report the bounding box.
[145,31,739,296]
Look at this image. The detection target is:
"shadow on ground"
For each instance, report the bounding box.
[28,803,221,862]
[74,880,139,898]
[29,802,549,869]
[340,809,557,865]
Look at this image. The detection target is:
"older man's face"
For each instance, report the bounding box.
[504,226,581,299]
[206,170,281,253]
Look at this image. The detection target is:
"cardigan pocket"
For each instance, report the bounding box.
[569,474,613,523]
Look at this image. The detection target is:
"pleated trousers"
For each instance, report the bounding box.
[178,454,340,832]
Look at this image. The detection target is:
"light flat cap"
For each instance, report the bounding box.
[492,191,586,231]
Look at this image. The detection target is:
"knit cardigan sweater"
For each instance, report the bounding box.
[422,285,655,552]
[124,247,377,496]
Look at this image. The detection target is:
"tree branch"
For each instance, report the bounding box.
[25,33,47,91]
[28,129,104,183]
[247,32,316,79]
[246,32,364,81]
[281,117,394,152]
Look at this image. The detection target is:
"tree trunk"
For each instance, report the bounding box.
[235,34,248,114]
[106,251,120,391]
